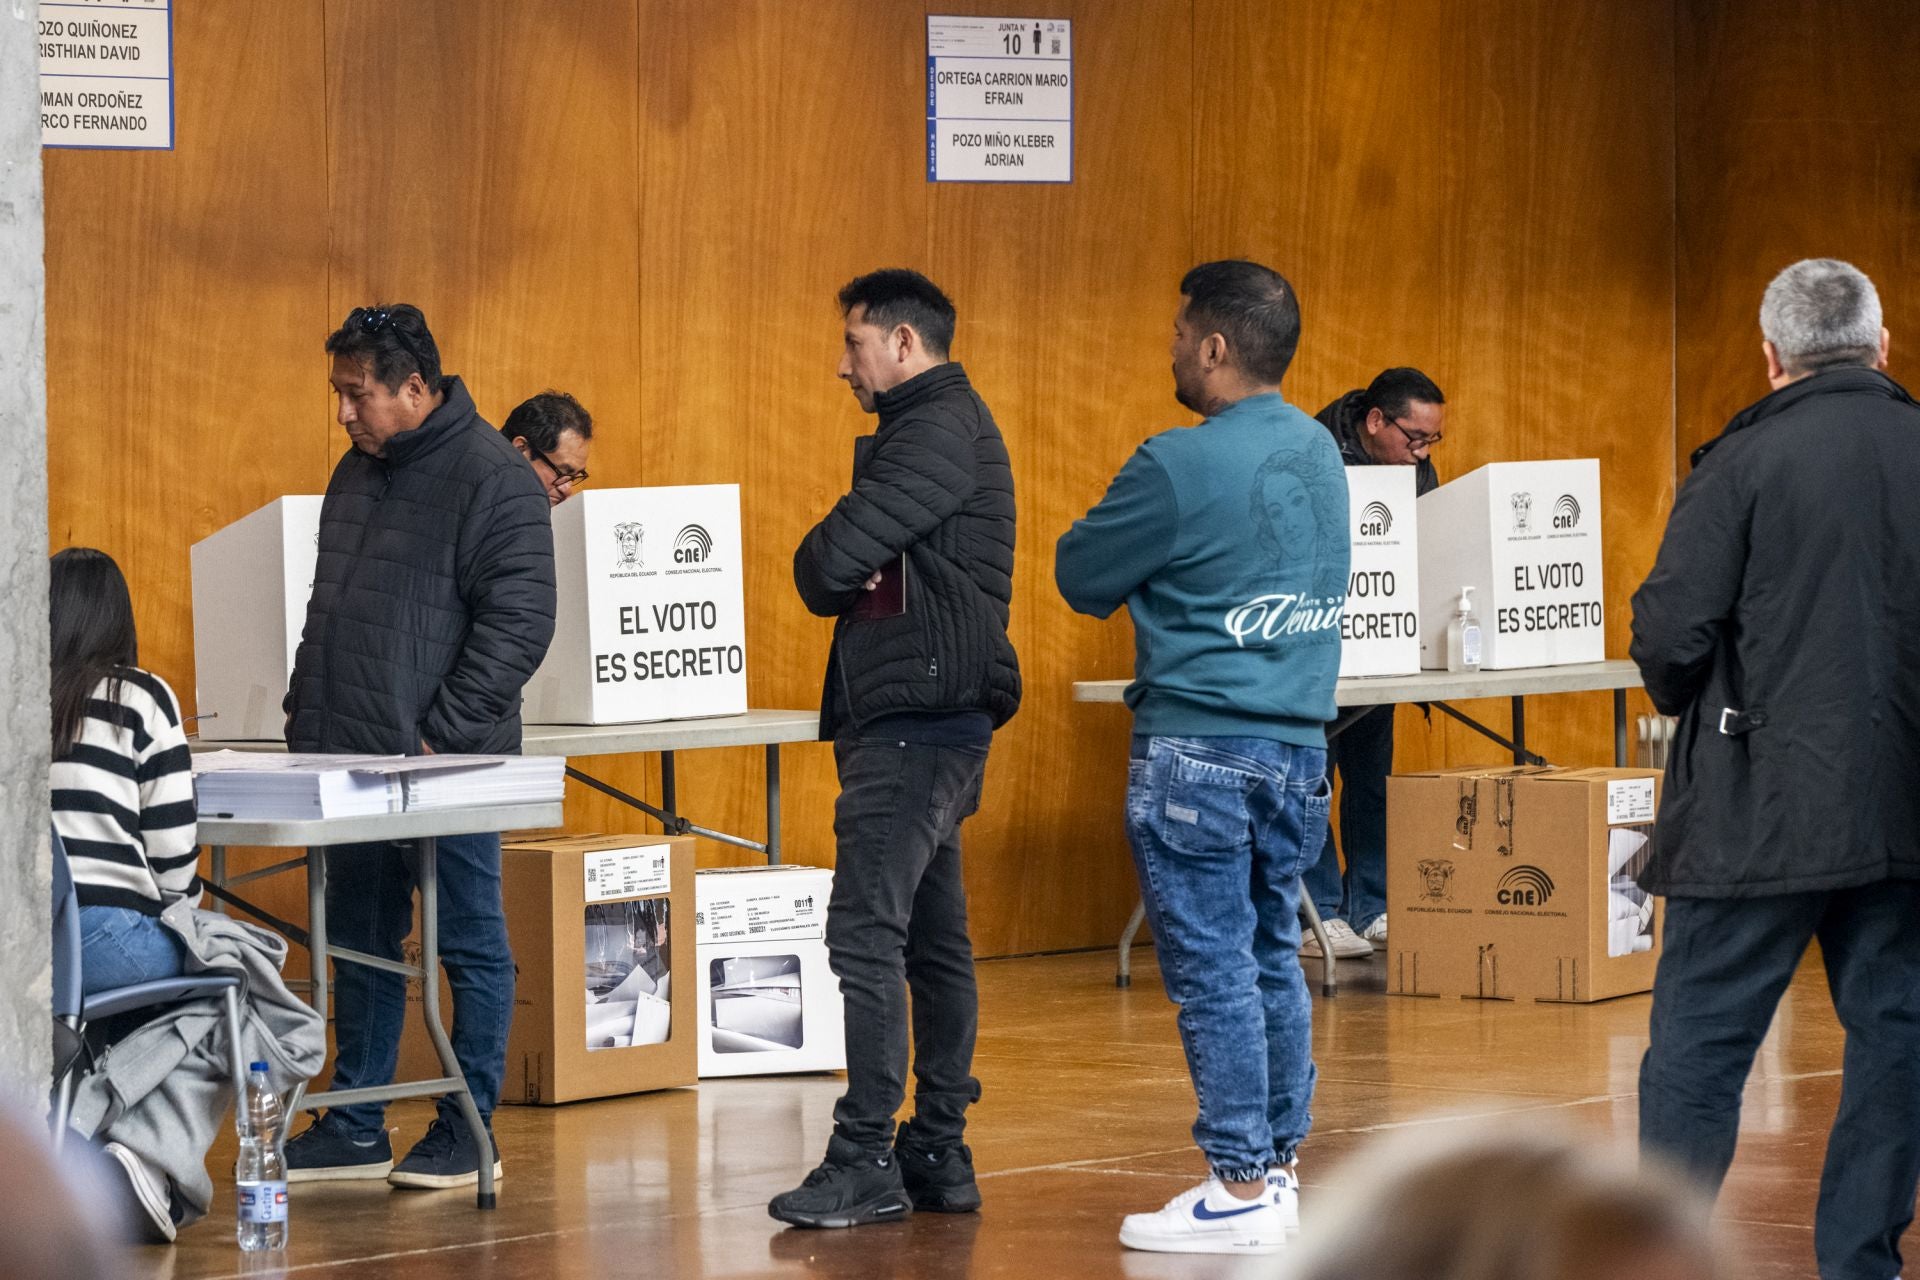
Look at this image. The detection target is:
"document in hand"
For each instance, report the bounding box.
[192,751,567,819]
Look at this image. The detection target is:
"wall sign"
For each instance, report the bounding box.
[926,15,1071,183]
[39,0,174,150]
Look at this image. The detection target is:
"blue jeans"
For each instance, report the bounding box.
[1302,704,1393,929]
[321,832,514,1138]
[79,905,187,996]
[1641,883,1920,1280]
[1125,734,1331,1182]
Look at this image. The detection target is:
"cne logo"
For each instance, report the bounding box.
[673,524,714,564]
[1358,500,1394,537]
[1510,491,1534,534]
[1552,494,1582,529]
[1496,865,1556,907]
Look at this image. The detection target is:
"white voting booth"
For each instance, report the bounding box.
[522,485,748,724]
[191,486,749,738]
[1416,460,1605,670]
[1339,467,1421,678]
[189,496,322,740]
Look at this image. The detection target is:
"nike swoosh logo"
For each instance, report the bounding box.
[1192,1201,1267,1221]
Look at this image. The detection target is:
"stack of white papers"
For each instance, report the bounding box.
[192,751,566,820]
[398,755,567,811]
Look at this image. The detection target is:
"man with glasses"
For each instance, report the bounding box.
[282,303,556,1190]
[1298,366,1446,961]
[502,390,593,506]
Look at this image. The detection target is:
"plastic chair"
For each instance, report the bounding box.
[49,826,248,1154]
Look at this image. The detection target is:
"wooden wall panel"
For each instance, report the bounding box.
[1192,0,1675,796]
[927,0,1195,956]
[1676,0,1920,463]
[44,1,330,702]
[324,0,648,840]
[44,0,1709,959]
[630,1,929,872]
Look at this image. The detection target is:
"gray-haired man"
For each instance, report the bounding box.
[1631,258,1920,1279]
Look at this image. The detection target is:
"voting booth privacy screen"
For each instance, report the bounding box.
[1416,460,1605,670]
[1340,467,1421,678]
[524,485,749,725]
[189,496,322,740]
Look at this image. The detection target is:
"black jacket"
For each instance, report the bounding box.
[287,376,557,756]
[1629,366,1920,896]
[793,363,1020,739]
[1317,389,1440,496]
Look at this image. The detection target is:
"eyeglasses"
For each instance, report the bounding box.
[346,306,425,380]
[526,440,589,488]
[1387,416,1443,450]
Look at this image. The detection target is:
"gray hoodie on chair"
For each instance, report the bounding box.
[67,902,326,1230]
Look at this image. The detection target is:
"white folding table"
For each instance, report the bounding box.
[199,802,562,1210]
[1073,660,1647,993]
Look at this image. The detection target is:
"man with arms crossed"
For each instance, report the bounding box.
[1633,258,1920,1280]
[1057,260,1347,1255]
[283,304,556,1189]
[773,269,1020,1228]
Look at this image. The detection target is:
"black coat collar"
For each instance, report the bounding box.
[1691,366,1916,469]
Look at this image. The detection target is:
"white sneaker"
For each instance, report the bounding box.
[1118,1177,1287,1255]
[1297,918,1373,960]
[1361,915,1388,944]
[1267,1162,1300,1235]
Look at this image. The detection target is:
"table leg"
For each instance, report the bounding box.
[416,837,496,1210]
[1614,688,1629,767]
[1511,696,1527,766]
[1116,900,1146,987]
[289,847,326,1118]
[660,751,677,832]
[210,846,227,915]
[765,744,782,866]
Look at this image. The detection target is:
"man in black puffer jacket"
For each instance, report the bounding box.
[282,304,555,1192]
[770,270,1019,1230]
[1632,259,1920,1278]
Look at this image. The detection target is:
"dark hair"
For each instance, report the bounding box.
[1179,260,1302,385]
[837,269,957,359]
[49,547,138,758]
[502,391,594,453]
[1362,367,1446,420]
[324,303,443,393]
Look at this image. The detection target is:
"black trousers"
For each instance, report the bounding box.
[826,735,989,1154]
[1640,881,1920,1280]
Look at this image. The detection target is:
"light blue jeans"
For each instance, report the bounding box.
[79,905,187,996]
[1126,734,1330,1182]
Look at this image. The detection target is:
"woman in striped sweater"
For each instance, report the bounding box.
[49,548,199,996]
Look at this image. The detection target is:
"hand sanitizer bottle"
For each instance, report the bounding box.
[1446,587,1483,673]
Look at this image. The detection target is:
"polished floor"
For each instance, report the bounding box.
[137,946,1867,1278]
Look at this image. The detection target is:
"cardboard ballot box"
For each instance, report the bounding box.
[1385,766,1662,1004]
[1415,460,1604,669]
[522,485,748,725]
[1340,466,1421,678]
[391,833,696,1104]
[694,866,845,1078]
[189,496,323,739]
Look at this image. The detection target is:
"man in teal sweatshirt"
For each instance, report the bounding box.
[1055,260,1348,1256]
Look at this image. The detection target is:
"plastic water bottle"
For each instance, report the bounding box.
[236,1062,288,1251]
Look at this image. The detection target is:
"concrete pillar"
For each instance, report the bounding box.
[0,2,52,1104]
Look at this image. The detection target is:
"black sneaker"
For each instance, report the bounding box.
[387,1116,504,1190]
[284,1114,393,1183]
[768,1135,913,1229]
[895,1119,982,1213]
